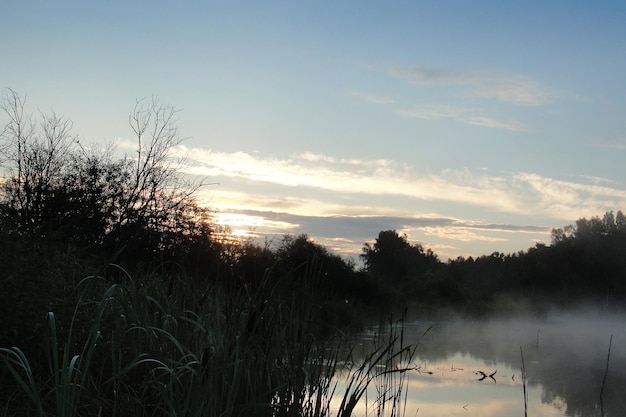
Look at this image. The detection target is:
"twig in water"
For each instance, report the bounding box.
[474,369,497,382]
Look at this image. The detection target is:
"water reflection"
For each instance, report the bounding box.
[347,311,625,417]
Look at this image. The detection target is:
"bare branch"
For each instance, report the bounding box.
[0,88,75,228]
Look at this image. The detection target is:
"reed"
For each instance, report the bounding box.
[336,315,417,417]
[520,346,528,417]
[600,334,613,417]
[1,266,415,417]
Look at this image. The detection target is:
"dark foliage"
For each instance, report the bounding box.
[440,210,626,314]
[361,230,440,282]
[0,90,379,352]
[360,230,443,306]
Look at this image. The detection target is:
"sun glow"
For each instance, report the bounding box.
[213,210,299,239]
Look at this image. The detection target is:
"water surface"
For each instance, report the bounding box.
[341,310,625,417]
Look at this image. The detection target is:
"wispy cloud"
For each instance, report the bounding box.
[176,147,626,221]
[350,90,396,104]
[419,222,548,243]
[593,138,626,150]
[464,116,527,131]
[513,172,626,219]
[473,78,549,107]
[422,226,509,243]
[398,105,528,131]
[397,104,471,120]
[389,66,551,106]
[389,66,461,85]
[205,206,554,259]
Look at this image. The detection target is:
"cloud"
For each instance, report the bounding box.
[473,77,548,106]
[593,138,626,150]
[350,90,396,104]
[464,116,528,131]
[465,223,548,233]
[177,147,626,222]
[398,106,528,131]
[206,206,555,259]
[398,104,471,120]
[513,172,626,219]
[419,223,548,243]
[390,66,551,106]
[389,66,462,85]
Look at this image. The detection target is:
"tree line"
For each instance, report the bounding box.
[360,212,626,315]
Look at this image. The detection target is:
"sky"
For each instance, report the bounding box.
[2,1,626,261]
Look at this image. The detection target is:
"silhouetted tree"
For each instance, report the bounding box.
[275,234,355,285]
[0,90,211,261]
[551,224,576,245]
[0,88,74,232]
[361,230,440,288]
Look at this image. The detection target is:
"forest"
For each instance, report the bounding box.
[1,90,624,416]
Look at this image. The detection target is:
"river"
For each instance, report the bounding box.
[333,309,625,417]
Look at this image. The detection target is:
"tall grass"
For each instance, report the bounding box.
[334,315,422,417]
[1,266,417,417]
[1,277,122,417]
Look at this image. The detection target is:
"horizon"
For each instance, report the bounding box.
[3,1,626,260]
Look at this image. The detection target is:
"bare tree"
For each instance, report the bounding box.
[0,90,210,254]
[0,89,34,207]
[0,88,74,229]
[113,96,205,244]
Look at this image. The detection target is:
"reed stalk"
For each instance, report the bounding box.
[335,315,417,417]
[1,267,417,417]
[520,346,528,417]
[600,334,613,417]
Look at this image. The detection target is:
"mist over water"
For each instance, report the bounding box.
[374,307,625,417]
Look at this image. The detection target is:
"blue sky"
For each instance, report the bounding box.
[3,1,626,260]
